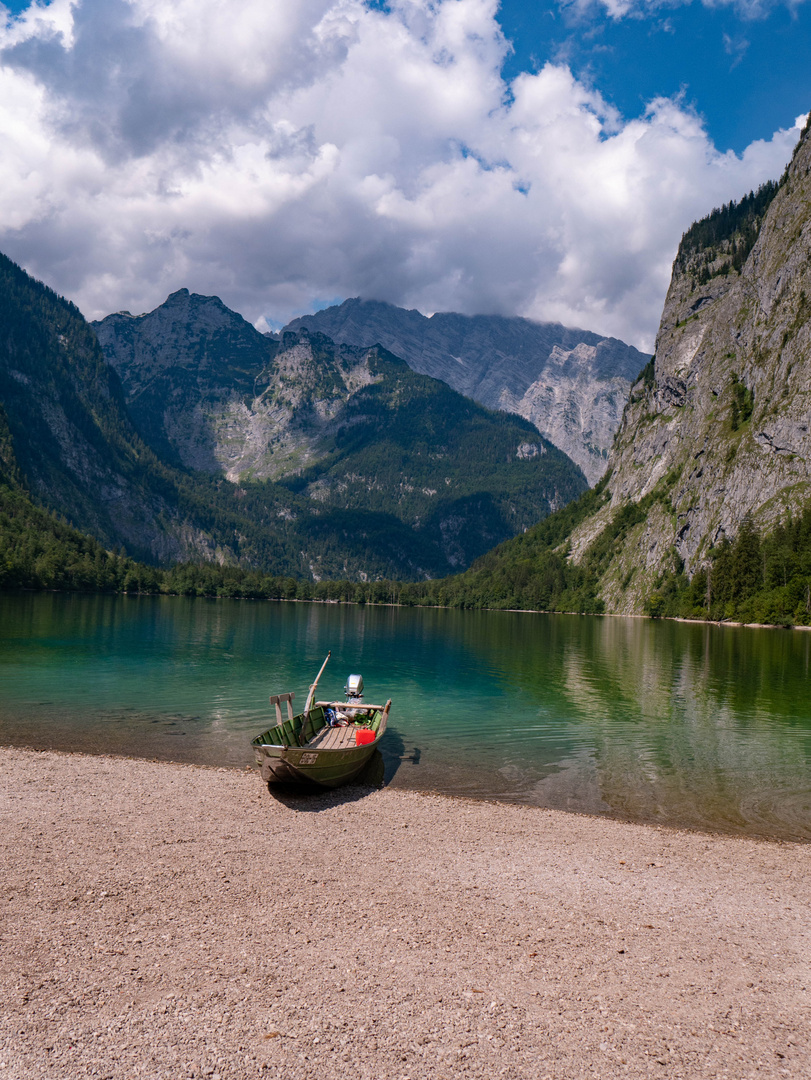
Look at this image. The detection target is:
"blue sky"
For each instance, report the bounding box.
[501,1,810,153]
[368,0,811,153]
[0,0,807,348]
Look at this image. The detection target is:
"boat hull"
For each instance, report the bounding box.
[252,698,390,791]
[254,741,379,790]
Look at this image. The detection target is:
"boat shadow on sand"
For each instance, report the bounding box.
[267,730,421,813]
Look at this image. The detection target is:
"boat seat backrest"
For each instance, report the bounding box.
[269,692,295,727]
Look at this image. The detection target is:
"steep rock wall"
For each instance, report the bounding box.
[569,118,811,614]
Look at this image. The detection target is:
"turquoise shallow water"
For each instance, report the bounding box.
[1,592,810,838]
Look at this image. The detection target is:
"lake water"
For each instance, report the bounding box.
[1,592,810,840]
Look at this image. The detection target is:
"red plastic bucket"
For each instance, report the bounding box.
[355,729,375,746]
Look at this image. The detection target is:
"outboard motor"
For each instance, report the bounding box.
[344,674,363,702]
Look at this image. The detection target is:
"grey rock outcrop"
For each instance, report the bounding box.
[285,301,646,484]
[96,292,425,485]
[567,117,811,614]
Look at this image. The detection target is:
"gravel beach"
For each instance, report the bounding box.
[1,746,809,1079]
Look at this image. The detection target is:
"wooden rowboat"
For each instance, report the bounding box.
[251,653,391,790]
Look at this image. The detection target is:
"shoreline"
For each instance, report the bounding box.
[5,586,811,634]
[2,747,809,1079]
[2,739,808,847]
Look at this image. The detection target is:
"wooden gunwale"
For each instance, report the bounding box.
[313,700,388,711]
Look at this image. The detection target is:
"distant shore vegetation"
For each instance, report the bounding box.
[3,481,811,628]
[644,513,811,627]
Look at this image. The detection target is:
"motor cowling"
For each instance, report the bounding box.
[344,674,363,700]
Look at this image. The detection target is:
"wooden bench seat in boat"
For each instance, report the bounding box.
[306,725,361,750]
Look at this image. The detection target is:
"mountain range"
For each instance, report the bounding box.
[0,260,587,581]
[6,115,809,607]
[94,290,587,573]
[286,299,647,484]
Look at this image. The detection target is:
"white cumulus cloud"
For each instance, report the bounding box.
[0,0,803,349]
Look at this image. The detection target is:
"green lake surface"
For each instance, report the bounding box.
[1,592,810,839]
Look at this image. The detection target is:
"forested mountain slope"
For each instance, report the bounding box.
[0,258,587,581]
[285,299,647,484]
[0,254,213,565]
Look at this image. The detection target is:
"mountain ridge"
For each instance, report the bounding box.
[285,298,648,483]
[8,253,585,580]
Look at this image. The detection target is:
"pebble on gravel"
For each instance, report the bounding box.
[0,747,809,1079]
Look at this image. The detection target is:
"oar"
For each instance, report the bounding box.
[304,650,331,718]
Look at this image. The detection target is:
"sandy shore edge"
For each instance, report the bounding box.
[1,747,809,1079]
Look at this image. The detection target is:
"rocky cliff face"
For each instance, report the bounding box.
[285,300,646,484]
[568,117,811,614]
[97,292,391,485]
[93,289,278,474]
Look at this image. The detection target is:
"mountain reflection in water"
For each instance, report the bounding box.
[1,593,809,839]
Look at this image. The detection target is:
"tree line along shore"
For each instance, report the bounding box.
[3,479,811,627]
